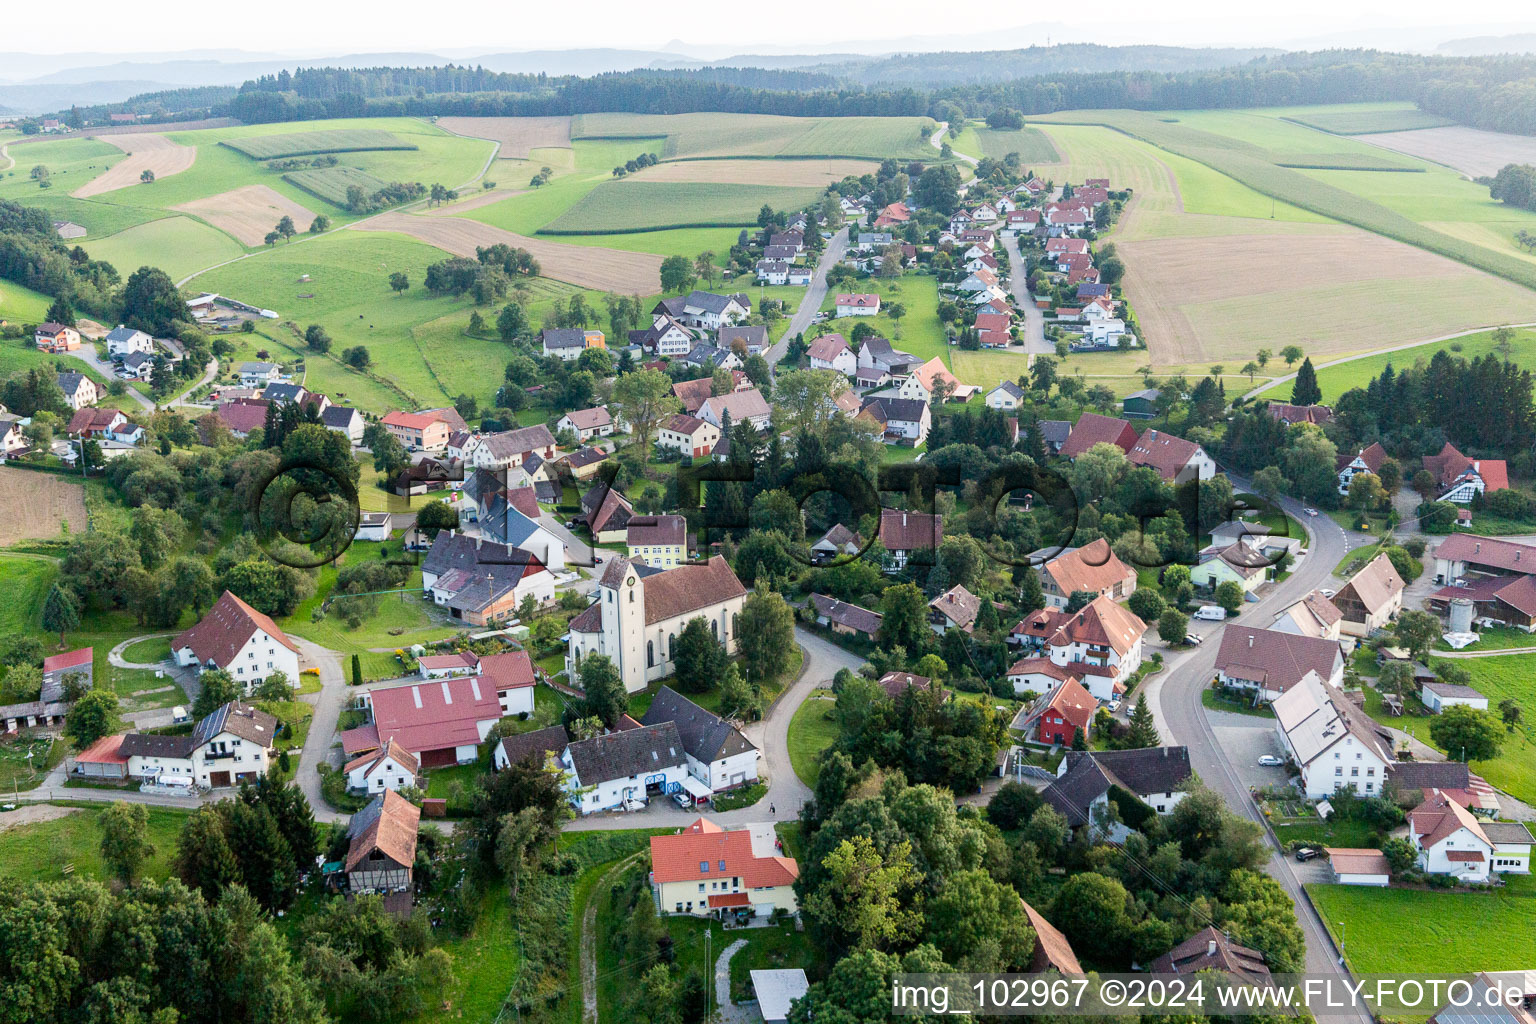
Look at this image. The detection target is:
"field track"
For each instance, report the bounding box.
[174,185,318,246]
[1356,125,1536,179]
[634,157,880,186]
[351,210,661,293]
[0,467,87,543]
[435,116,572,158]
[72,134,196,198]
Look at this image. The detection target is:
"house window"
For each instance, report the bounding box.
[647,641,654,668]
[698,883,705,893]
[1335,768,1343,776]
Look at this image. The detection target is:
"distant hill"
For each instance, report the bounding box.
[808,43,1285,87]
[1437,33,1536,56]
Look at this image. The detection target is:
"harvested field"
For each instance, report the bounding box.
[223,129,415,160]
[435,116,572,158]
[422,188,524,216]
[352,210,661,293]
[174,184,318,246]
[635,158,879,186]
[1119,228,1536,363]
[1359,125,1536,179]
[0,467,88,543]
[71,133,195,198]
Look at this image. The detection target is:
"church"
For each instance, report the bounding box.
[566,555,748,693]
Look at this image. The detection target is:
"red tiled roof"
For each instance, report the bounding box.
[673,378,713,414]
[835,293,879,309]
[506,485,541,519]
[1433,533,1536,574]
[478,650,536,691]
[1047,595,1146,658]
[650,816,799,887]
[1059,413,1137,459]
[368,676,502,755]
[173,590,299,668]
[1423,441,1508,494]
[708,892,750,907]
[1006,657,1082,683]
[1128,429,1205,481]
[806,333,850,362]
[44,648,92,672]
[1042,538,1134,598]
[1021,900,1083,974]
[345,789,420,872]
[341,723,380,755]
[1043,678,1096,733]
[637,555,746,625]
[75,732,128,765]
[879,509,942,552]
[214,400,270,435]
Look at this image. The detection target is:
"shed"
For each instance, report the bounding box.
[751,969,810,1023]
[1327,847,1390,886]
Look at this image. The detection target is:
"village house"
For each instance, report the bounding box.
[420,530,555,626]
[650,816,799,918]
[561,445,610,481]
[807,333,857,376]
[857,396,930,446]
[1039,539,1137,608]
[173,590,301,693]
[698,388,772,432]
[1216,626,1345,702]
[1038,596,1146,702]
[344,790,419,895]
[718,325,768,355]
[56,372,97,411]
[557,407,615,441]
[809,593,881,641]
[878,508,941,570]
[897,356,978,404]
[629,313,695,356]
[627,514,687,568]
[1059,412,1137,459]
[1272,670,1393,798]
[655,291,750,330]
[583,481,635,542]
[986,380,1025,411]
[322,405,365,443]
[1015,676,1097,746]
[1333,552,1405,636]
[561,721,689,813]
[1005,655,1086,699]
[1409,790,1496,882]
[1267,402,1334,427]
[755,259,792,285]
[1042,747,1193,840]
[382,410,450,452]
[1422,441,1509,504]
[213,400,270,440]
[540,327,606,361]
[1021,902,1082,974]
[352,674,502,768]
[641,687,759,793]
[656,413,720,459]
[494,724,569,771]
[66,407,142,444]
[1337,442,1389,495]
[238,361,281,387]
[473,424,559,471]
[1127,429,1215,484]
[415,648,535,716]
[34,322,81,352]
[671,377,715,415]
[1189,542,1272,595]
[872,202,910,228]
[566,555,748,693]
[974,312,1013,348]
[1421,679,1489,714]
[104,325,154,358]
[1151,928,1271,987]
[122,701,278,789]
[1432,533,1536,585]
[1271,590,1344,641]
[856,336,920,376]
[344,737,420,795]
[927,585,982,635]
[834,293,880,317]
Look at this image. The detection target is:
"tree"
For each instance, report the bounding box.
[1017,567,1046,615]
[611,368,677,454]
[577,655,628,727]
[1412,469,1438,501]
[416,499,459,537]
[1214,580,1245,616]
[351,653,362,688]
[1393,609,1442,664]
[304,324,331,353]
[1255,348,1272,370]
[1499,697,1523,729]
[140,168,156,183]
[496,301,527,341]
[175,804,241,901]
[1251,465,1289,504]
[1280,345,1304,367]
[192,668,240,719]
[1347,471,1387,515]
[265,231,280,246]
[693,251,716,287]
[1126,694,1160,747]
[736,584,795,683]
[659,255,693,293]
[987,781,1043,830]
[1379,660,1414,701]
[45,295,73,327]
[1157,606,1189,644]
[1429,705,1503,762]
[801,836,923,951]
[495,807,546,899]
[275,215,296,241]
[1054,872,1132,964]
[65,689,120,750]
[388,272,409,294]
[1292,357,1322,405]
[923,868,1033,971]
[673,617,727,694]
[41,583,79,645]
[98,802,153,883]
[717,662,761,722]
[310,214,330,233]
[1127,587,1165,622]
[878,583,929,652]
[1380,836,1417,875]
[1240,361,1260,382]
[252,670,292,703]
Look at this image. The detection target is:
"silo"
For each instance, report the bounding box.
[1448,598,1474,634]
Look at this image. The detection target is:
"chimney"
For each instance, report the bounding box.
[1207,939,1218,957]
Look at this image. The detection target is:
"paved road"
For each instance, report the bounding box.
[63,343,155,412]
[563,627,861,831]
[1146,480,1372,1013]
[930,121,979,167]
[765,226,849,367]
[1001,231,1050,358]
[294,637,352,824]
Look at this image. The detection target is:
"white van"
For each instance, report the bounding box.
[1194,606,1226,621]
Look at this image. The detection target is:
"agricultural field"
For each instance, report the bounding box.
[0,468,88,544]
[571,112,936,160]
[222,129,417,160]
[1308,873,1536,975]
[632,157,880,187]
[72,134,196,198]
[543,181,827,233]
[434,115,572,158]
[1254,326,1536,404]
[84,215,243,282]
[1356,124,1536,180]
[948,123,1060,164]
[173,184,318,246]
[281,165,391,207]
[1281,105,1456,135]
[0,136,124,200]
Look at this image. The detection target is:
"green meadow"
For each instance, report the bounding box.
[543,180,827,233]
[0,277,54,322]
[570,112,935,160]
[222,128,417,160]
[84,215,243,281]
[948,123,1060,164]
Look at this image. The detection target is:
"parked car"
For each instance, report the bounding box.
[671,791,693,809]
[1184,633,1203,646]
[1257,754,1283,767]
[1303,507,1319,517]
[1295,847,1320,862]
[1320,588,1336,598]
[1107,700,1121,713]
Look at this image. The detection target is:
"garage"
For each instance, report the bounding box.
[1327,848,1390,886]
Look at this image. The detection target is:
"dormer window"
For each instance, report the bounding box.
[700,861,709,873]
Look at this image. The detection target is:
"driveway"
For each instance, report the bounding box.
[292,637,351,823]
[765,226,849,367]
[563,627,862,831]
[1001,231,1049,357]
[64,343,154,412]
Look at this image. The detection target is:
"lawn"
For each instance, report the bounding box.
[816,273,947,365]
[120,635,172,664]
[0,136,124,202]
[1308,873,1536,975]
[1255,327,1536,405]
[1201,688,1273,718]
[626,647,803,720]
[0,554,57,635]
[0,736,62,794]
[543,181,827,234]
[728,921,823,1002]
[408,879,521,1024]
[84,215,244,281]
[1270,816,1378,850]
[786,693,838,786]
[0,803,189,883]
[1434,625,1536,653]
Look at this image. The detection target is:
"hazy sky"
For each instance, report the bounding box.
[6,1,1536,55]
